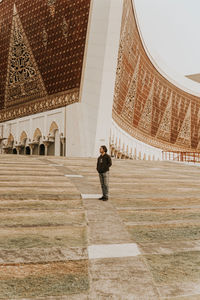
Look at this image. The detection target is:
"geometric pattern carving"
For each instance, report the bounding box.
[62,18,70,41]
[112,0,200,151]
[42,28,48,48]
[171,96,189,144]
[113,12,129,113]
[0,0,90,121]
[0,89,79,123]
[138,80,154,134]
[47,0,56,17]
[5,4,47,107]
[121,56,140,124]
[156,93,172,142]
[176,103,191,147]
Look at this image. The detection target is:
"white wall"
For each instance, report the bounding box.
[1,107,65,145]
[111,120,163,161]
[66,0,123,157]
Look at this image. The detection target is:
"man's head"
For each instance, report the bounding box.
[99,145,107,154]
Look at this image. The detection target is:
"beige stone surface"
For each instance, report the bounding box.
[1,156,200,298]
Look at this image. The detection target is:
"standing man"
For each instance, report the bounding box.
[97,145,112,201]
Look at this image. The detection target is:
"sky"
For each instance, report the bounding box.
[134,0,200,76]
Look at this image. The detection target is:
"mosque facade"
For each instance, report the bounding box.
[0,0,200,159]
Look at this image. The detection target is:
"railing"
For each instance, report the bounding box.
[162,151,200,163]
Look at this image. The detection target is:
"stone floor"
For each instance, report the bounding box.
[0,155,200,299]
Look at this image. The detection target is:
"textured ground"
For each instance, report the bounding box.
[0,155,200,299]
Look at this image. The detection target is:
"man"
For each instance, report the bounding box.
[97,145,112,201]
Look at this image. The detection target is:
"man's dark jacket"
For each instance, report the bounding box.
[97,154,112,173]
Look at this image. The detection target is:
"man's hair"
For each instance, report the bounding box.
[101,145,107,153]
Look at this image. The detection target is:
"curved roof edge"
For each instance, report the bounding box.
[132,0,200,97]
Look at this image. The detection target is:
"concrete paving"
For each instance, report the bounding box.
[0,155,200,299]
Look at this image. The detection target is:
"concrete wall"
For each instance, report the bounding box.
[66,0,123,158]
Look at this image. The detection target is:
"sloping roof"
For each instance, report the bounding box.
[0,0,90,114]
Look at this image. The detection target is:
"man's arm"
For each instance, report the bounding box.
[107,155,112,167]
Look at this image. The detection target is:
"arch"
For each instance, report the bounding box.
[33,128,42,142]
[49,121,59,135]
[13,148,17,154]
[25,146,31,155]
[20,131,27,145]
[39,144,45,155]
[7,133,14,146]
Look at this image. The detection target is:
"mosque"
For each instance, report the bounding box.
[0,0,199,160]
[1,1,200,299]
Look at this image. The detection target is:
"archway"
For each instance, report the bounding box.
[33,144,39,155]
[32,128,42,155]
[13,148,17,154]
[39,144,45,155]
[48,143,54,156]
[49,121,60,156]
[33,128,42,142]
[20,131,27,146]
[25,146,31,155]
[19,147,25,155]
[49,121,59,135]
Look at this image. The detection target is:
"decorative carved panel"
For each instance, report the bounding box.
[112,0,200,151]
[121,56,140,124]
[0,0,91,121]
[138,81,154,134]
[156,94,172,142]
[176,103,191,147]
[5,5,47,108]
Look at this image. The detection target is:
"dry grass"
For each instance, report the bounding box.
[145,251,200,284]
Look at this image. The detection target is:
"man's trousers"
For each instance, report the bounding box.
[99,172,109,198]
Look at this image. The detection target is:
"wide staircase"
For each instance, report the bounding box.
[0,155,200,299]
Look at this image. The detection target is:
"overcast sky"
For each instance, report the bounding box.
[134,0,200,76]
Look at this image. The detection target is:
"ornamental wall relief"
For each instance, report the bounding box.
[47,0,56,17]
[138,80,154,134]
[156,93,172,142]
[62,18,70,41]
[5,4,47,107]
[121,56,140,124]
[176,103,191,147]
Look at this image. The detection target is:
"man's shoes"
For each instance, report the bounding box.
[102,197,108,201]
[98,196,108,201]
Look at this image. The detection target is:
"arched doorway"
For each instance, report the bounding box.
[49,122,60,156]
[33,144,39,155]
[32,128,42,155]
[39,144,45,155]
[25,146,31,155]
[13,148,17,154]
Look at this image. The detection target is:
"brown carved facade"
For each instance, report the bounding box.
[113,0,200,152]
[0,0,91,121]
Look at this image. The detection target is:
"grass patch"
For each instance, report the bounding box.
[0,212,85,227]
[0,228,87,249]
[0,200,83,211]
[128,225,200,243]
[0,274,89,298]
[113,198,200,208]
[120,210,200,223]
[145,251,200,284]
